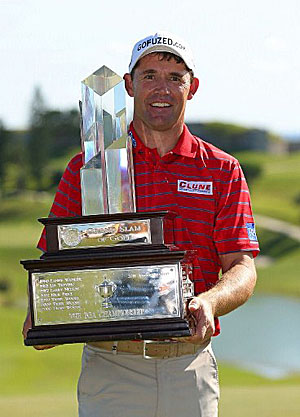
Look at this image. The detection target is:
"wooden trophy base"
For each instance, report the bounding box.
[21,213,194,346]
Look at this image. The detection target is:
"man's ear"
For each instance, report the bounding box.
[187,77,199,100]
[123,73,134,97]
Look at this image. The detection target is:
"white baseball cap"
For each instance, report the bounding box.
[128,31,196,74]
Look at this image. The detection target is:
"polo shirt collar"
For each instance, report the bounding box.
[128,122,198,159]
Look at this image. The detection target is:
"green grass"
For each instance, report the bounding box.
[1,152,300,416]
[218,362,300,387]
[0,195,53,224]
[257,227,300,259]
[47,146,80,172]
[1,387,299,417]
[219,359,300,416]
[256,247,300,297]
[0,306,82,395]
[255,227,300,297]
[0,223,44,305]
[0,393,78,417]
[235,151,300,225]
[219,386,300,417]
[1,306,300,417]
[0,196,53,304]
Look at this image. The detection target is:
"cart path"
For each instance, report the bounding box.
[255,214,300,242]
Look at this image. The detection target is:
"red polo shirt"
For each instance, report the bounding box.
[131,124,259,290]
[38,124,259,335]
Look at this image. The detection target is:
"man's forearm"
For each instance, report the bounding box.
[198,256,257,318]
[185,252,257,343]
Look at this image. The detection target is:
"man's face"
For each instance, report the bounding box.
[124,54,198,132]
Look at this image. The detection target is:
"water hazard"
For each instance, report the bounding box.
[212,295,300,378]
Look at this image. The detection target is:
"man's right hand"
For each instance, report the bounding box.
[22,312,56,350]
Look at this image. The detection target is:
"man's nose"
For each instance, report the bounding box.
[154,77,170,94]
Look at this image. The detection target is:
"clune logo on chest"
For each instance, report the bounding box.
[177,180,213,195]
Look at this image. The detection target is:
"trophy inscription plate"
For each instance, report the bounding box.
[58,219,151,250]
[32,264,180,326]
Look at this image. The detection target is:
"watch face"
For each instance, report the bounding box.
[61,228,82,247]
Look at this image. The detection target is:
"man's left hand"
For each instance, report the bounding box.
[174,296,215,345]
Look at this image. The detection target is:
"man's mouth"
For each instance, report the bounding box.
[150,102,171,108]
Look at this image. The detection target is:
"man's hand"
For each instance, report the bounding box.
[22,312,56,350]
[175,296,215,345]
[175,252,257,345]
[188,296,215,342]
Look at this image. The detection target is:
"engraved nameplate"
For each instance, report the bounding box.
[57,219,151,250]
[32,264,181,326]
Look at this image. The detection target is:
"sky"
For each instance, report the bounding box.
[1,0,300,136]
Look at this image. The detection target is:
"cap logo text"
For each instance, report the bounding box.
[137,37,186,51]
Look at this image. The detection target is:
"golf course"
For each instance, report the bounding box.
[1,151,300,416]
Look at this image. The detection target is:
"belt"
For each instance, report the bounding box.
[88,340,207,359]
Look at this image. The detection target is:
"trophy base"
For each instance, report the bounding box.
[25,318,191,346]
[21,211,195,346]
[22,246,193,346]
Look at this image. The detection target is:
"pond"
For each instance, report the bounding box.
[212,295,300,378]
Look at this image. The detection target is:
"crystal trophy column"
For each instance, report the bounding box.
[80,66,135,215]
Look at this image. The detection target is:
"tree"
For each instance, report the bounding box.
[187,122,273,153]
[29,86,47,126]
[26,86,80,190]
[0,120,9,191]
[41,109,80,158]
[27,87,51,190]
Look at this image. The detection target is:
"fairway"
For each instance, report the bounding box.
[236,151,300,225]
[220,386,300,417]
[1,386,300,417]
[1,164,300,417]
[0,392,78,417]
[2,307,300,416]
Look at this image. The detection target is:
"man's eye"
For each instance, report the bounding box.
[170,76,181,82]
[144,74,154,80]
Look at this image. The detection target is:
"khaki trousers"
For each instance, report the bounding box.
[78,342,219,417]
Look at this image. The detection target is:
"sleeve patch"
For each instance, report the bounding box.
[246,222,258,242]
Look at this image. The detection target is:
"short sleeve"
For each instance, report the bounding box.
[37,153,82,252]
[213,161,259,257]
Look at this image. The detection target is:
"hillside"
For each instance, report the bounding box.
[235,151,300,226]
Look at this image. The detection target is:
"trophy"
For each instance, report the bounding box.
[97,278,117,309]
[21,66,194,346]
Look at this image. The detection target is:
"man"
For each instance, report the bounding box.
[23,32,259,417]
